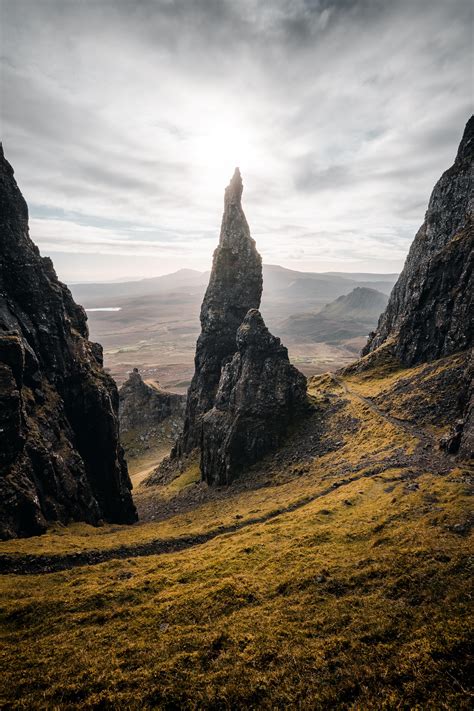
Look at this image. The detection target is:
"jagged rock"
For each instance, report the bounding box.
[458,386,473,461]
[119,368,185,433]
[442,351,473,461]
[363,115,473,366]
[439,420,464,454]
[0,144,137,539]
[174,168,262,457]
[165,169,308,487]
[200,310,308,486]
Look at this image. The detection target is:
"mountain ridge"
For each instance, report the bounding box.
[279,286,388,344]
[69,264,398,308]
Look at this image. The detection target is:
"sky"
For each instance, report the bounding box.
[1,0,472,283]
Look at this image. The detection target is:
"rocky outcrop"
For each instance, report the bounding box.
[174,168,263,457]
[166,169,308,485]
[0,145,137,539]
[201,310,308,486]
[119,369,185,433]
[363,116,473,366]
[439,352,473,460]
[458,384,473,460]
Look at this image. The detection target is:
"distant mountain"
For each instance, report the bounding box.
[325,271,399,282]
[279,287,389,344]
[70,267,397,373]
[70,264,397,310]
[259,265,396,328]
[70,268,209,307]
[262,264,396,298]
[319,286,389,321]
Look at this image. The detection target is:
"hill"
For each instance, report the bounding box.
[70,268,210,306]
[69,265,396,310]
[1,118,472,708]
[280,287,388,344]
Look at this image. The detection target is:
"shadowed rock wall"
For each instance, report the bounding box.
[0,145,137,539]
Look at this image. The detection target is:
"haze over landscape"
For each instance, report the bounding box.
[71,265,397,388]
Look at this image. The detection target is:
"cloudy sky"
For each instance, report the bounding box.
[1,0,472,282]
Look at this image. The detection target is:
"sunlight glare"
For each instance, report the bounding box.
[191,117,257,192]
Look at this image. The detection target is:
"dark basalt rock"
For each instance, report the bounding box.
[200,309,308,486]
[458,382,473,461]
[440,352,473,460]
[174,168,263,457]
[363,115,474,366]
[119,368,185,433]
[0,145,137,539]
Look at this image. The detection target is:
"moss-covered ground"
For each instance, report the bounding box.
[0,353,472,709]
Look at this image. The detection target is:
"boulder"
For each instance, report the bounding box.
[119,368,185,434]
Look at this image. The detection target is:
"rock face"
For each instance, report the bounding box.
[439,353,474,460]
[363,116,473,365]
[174,168,263,457]
[458,378,473,460]
[168,169,307,485]
[201,310,307,486]
[0,145,137,539]
[119,369,185,434]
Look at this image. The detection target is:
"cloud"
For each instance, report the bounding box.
[1,0,472,280]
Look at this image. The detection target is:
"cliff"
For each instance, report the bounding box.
[363,116,473,365]
[361,116,473,460]
[0,145,137,539]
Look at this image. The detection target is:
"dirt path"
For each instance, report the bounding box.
[334,377,452,465]
[128,447,171,489]
[130,464,156,488]
[0,466,388,576]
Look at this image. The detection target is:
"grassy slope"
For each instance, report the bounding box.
[0,353,472,709]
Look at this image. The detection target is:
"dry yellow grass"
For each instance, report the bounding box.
[0,352,472,709]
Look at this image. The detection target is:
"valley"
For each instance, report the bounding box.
[75,265,397,390]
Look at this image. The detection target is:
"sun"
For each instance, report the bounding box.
[191,117,256,191]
